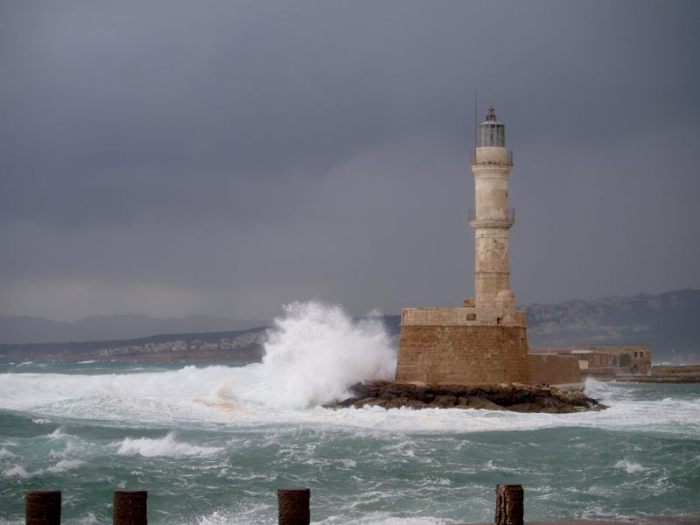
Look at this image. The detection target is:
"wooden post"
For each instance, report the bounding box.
[495,484,523,525]
[113,490,147,525]
[277,488,310,525]
[26,491,61,525]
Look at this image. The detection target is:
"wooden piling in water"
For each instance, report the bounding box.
[26,490,61,525]
[277,488,310,525]
[113,489,148,525]
[495,484,524,525]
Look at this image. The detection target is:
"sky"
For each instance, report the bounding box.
[1,0,699,323]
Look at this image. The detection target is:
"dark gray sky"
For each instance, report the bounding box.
[1,0,699,322]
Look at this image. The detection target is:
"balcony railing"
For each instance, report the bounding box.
[469,149,513,167]
[468,208,515,228]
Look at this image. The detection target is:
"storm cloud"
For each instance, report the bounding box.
[1,0,698,322]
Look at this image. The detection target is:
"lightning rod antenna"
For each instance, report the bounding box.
[474,90,478,151]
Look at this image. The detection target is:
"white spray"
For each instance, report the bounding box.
[226,301,397,409]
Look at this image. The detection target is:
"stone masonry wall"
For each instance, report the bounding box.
[395,324,530,385]
[528,354,582,386]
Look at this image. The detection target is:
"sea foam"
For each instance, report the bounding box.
[44,459,84,474]
[1,304,699,438]
[0,447,16,459]
[2,464,29,479]
[116,432,224,458]
[614,459,647,474]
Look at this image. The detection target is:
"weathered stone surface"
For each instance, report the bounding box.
[528,354,582,385]
[324,381,605,413]
[396,324,530,385]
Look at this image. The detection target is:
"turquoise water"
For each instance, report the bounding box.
[1,359,699,524]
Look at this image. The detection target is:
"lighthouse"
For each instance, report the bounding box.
[469,106,516,321]
[395,104,530,386]
[394,103,583,387]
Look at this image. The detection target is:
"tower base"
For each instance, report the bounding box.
[395,307,530,385]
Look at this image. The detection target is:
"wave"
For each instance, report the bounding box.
[44,458,84,473]
[1,372,698,437]
[2,464,29,479]
[614,459,647,474]
[319,516,454,525]
[0,302,396,416]
[221,301,396,409]
[0,447,16,459]
[191,508,454,525]
[115,432,224,458]
[1,458,84,480]
[0,303,698,437]
[1,370,699,436]
[48,427,66,439]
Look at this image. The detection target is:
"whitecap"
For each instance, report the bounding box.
[78,512,98,525]
[44,459,84,473]
[48,437,87,460]
[614,459,647,474]
[192,504,274,525]
[0,447,16,459]
[115,432,223,458]
[3,464,29,479]
[48,427,66,439]
[318,513,455,524]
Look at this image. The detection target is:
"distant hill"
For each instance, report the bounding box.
[0,313,258,344]
[524,289,700,361]
[1,289,698,363]
[0,327,267,363]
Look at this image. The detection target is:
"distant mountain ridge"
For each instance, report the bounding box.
[0,313,258,344]
[524,289,700,361]
[0,327,267,362]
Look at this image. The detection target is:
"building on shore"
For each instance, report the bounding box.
[531,346,652,376]
[395,107,581,387]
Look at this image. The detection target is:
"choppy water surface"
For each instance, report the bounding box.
[1,304,699,524]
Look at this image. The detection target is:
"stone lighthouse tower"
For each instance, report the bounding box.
[395,105,530,385]
[469,106,517,322]
[394,105,582,387]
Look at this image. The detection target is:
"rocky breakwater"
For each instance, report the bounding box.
[325,381,606,413]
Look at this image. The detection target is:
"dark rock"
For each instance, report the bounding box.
[404,399,428,409]
[352,397,384,408]
[324,380,604,413]
[433,395,457,408]
[333,397,357,408]
[506,403,541,413]
[384,397,410,409]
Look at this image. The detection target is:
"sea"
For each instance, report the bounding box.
[1,302,699,524]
